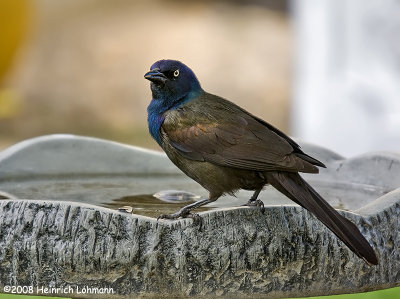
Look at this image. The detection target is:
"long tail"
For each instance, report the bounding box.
[265,171,378,265]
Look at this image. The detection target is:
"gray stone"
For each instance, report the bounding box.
[0,134,179,176]
[0,134,399,297]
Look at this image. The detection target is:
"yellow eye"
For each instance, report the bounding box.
[174,69,180,77]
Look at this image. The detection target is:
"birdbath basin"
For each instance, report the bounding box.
[0,134,399,298]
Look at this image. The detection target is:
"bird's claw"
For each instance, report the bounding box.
[157,213,178,220]
[157,211,200,221]
[243,199,265,214]
[185,213,201,221]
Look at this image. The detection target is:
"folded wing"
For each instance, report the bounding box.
[162,94,322,173]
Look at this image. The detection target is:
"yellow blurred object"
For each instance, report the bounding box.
[0,0,31,83]
[0,88,22,119]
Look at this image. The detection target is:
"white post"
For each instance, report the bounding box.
[291,0,400,157]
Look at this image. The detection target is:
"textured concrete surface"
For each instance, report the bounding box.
[0,135,399,297]
[0,196,399,298]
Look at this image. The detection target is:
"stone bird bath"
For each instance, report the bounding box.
[0,134,399,298]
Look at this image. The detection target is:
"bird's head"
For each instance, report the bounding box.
[144,59,202,107]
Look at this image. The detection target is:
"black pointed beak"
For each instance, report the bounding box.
[144,68,167,84]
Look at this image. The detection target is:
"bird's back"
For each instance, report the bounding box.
[162,92,324,174]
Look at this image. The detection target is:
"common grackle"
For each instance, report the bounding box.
[144,59,378,265]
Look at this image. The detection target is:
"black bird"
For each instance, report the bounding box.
[144,59,378,265]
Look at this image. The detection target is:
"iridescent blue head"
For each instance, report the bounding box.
[145,59,204,145]
[144,59,203,108]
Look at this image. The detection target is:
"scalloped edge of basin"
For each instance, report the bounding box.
[0,134,399,298]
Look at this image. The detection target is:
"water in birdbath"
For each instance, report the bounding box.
[106,191,209,217]
[0,172,390,218]
[0,135,396,218]
[0,174,218,218]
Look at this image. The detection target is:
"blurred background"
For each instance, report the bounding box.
[0,0,291,151]
[0,0,399,156]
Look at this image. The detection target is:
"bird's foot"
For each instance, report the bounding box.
[157,199,213,225]
[157,210,200,221]
[242,199,265,214]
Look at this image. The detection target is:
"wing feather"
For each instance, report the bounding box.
[162,93,320,173]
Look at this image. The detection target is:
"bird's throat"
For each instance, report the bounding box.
[147,89,204,145]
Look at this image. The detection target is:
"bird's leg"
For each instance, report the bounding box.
[242,187,265,213]
[158,195,218,220]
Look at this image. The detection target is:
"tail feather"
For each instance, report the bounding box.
[266,171,378,265]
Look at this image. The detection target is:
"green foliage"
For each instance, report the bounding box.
[0,286,399,299]
[292,286,400,299]
[0,295,66,299]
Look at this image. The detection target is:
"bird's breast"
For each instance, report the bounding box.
[147,112,165,145]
